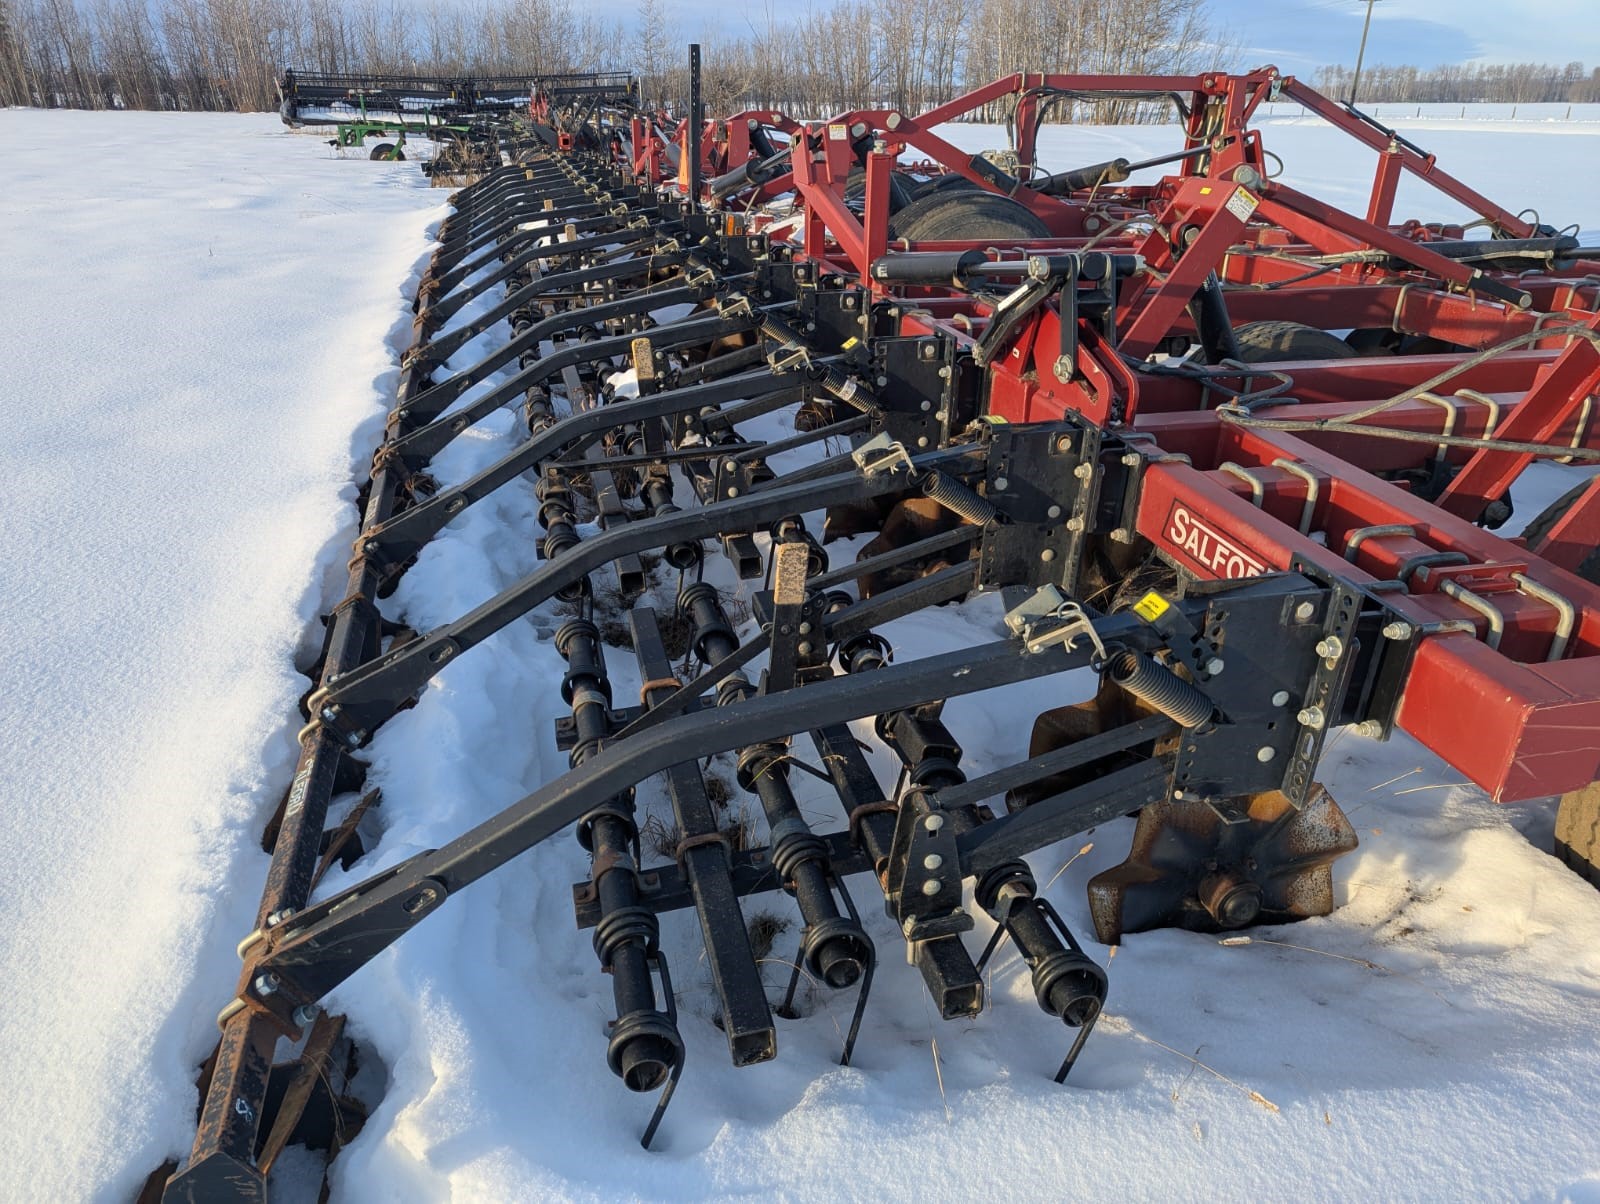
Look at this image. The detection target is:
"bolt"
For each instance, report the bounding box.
[1382,621,1413,640]
[921,879,942,897]
[345,730,364,748]
[798,622,812,635]
[1315,636,1344,659]
[292,1004,320,1028]
[1073,463,1093,480]
[1110,528,1132,544]
[1297,705,1326,729]
[266,909,293,927]
[253,973,280,997]
[994,476,1009,490]
[1271,690,1290,706]
[920,399,932,412]
[917,436,929,448]
[727,487,739,497]
[924,814,944,832]
[1065,517,1085,533]
[923,853,944,871]
[724,459,738,472]
[1206,657,1225,675]
[1353,719,1384,738]
[921,342,938,360]
[1294,602,1316,622]
[1121,453,1141,467]
[1046,505,1062,519]
[937,365,952,379]
[797,641,812,655]
[1040,548,1057,562]
[320,706,339,722]
[1173,789,1186,800]
[1256,746,1276,762]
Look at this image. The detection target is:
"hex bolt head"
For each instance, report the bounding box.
[320,706,339,722]
[253,973,280,997]
[1353,719,1384,738]
[1294,602,1316,622]
[1065,517,1085,533]
[1382,621,1413,640]
[921,879,942,897]
[1297,706,1326,729]
[266,909,293,927]
[1256,746,1276,762]
[994,476,1009,490]
[937,366,952,379]
[1206,657,1225,675]
[1121,453,1141,467]
[292,1005,320,1028]
[1315,636,1344,659]
[1271,690,1291,706]
[1073,463,1093,480]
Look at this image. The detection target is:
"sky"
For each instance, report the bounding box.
[657,0,1600,72]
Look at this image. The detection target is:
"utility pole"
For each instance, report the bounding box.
[1349,0,1380,106]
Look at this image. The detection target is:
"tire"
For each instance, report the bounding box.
[887,190,1050,242]
[1520,479,1600,584]
[912,173,981,200]
[369,143,404,161]
[843,168,917,213]
[1233,320,1359,363]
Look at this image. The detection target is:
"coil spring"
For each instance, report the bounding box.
[920,472,997,525]
[1106,650,1214,728]
[758,314,874,414]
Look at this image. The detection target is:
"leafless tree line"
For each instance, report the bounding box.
[5,0,1596,121]
[0,0,1231,117]
[0,0,628,110]
[1315,60,1600,106]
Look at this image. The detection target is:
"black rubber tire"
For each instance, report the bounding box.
[369,143,405,161]
[887,190,1050,242]
[1520,479,1600,584]
[913,173,981,200]
[1233,320,1359,363]
[843,168,917,213]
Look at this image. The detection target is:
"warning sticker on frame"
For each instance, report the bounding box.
[1225,188,1259,222]
[1164,503,1268,579]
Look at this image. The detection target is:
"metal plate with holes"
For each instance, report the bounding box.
[978,419,1102,594]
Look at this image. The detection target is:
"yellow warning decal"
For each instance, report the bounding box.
[841,336,860,350]
[1132,592,1171,623]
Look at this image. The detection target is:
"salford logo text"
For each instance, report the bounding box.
[1165,504,1267,579]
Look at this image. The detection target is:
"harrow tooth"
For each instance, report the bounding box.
[162,51,1600,1195]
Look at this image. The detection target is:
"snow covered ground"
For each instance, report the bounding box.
[1,105,1598,1204]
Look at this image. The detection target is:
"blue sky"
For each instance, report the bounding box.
[661,0,1599,71]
